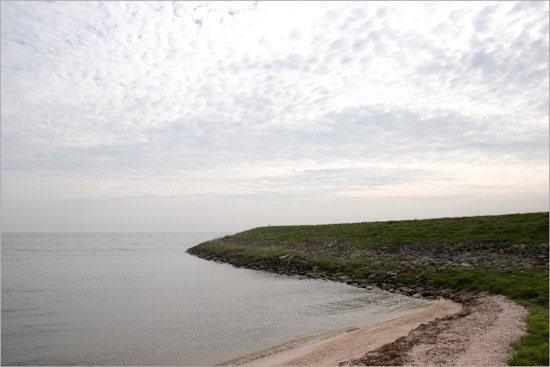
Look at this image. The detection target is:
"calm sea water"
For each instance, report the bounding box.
[2,233,429,366]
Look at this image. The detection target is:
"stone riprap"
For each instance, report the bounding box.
[187,239,548,299]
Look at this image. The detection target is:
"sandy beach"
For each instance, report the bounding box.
[229,294,527,366]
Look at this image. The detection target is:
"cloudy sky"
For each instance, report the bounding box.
[1,1,548,233]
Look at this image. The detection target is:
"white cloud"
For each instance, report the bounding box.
[1,1,548,231]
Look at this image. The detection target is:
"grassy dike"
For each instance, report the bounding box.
[187,212,549,366]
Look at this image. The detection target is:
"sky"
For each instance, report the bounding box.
[1,1,548,233]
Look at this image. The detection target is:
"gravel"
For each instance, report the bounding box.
[348,294,528,366]
[429,295,527,366]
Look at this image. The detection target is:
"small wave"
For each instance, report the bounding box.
[307,300,367,315]
[217,326,351,366]
[1,308,39,313]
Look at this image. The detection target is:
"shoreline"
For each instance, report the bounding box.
[222,293,527,367]
[223,298,461,366]
[189,251,534,366]
[218,300,440,366]
[187,214,547,365]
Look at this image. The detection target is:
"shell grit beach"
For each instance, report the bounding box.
[227,294,527,366]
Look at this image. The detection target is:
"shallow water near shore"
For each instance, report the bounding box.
[2,233,430,366]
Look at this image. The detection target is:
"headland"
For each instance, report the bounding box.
[188,212,549,366]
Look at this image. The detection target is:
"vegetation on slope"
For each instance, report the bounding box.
[188,212,549,366]
[231,212,549,248]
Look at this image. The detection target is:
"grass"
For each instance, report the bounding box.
[509,305,549,366]
[190,212,549,366]
[196,239,292,260]
[232,212,549,248]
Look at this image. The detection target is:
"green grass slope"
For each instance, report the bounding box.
[232,212,549,248]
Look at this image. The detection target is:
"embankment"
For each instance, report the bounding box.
[187,213,549,365]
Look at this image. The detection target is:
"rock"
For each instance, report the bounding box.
[437,289,451,298]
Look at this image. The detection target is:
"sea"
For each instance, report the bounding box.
[2,233,430,366]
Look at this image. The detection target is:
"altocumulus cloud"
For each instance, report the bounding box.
[1,1,548,231]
